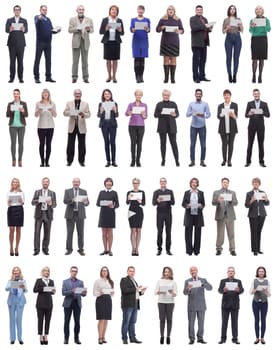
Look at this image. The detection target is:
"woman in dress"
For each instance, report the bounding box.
[155,267,177,345]
[249,5,271,83]
[6,88,28,167]
[93,266,114,344]
[35,89,57,167]
[126,178,146,256]
[99,5,124,83]
[130,5,150,83]
[250,266,271,344]
[33,266,55,345]
[125,89,148,167]
[222,5,243,83]
[96,178,119,256]
[7,178,24,256]
[5,266,27,345]
[97,89,119,167]
[156,5,184,83]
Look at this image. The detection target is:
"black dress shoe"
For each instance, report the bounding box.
[46,78,56,82]
[161,160,165,166]
[123,339,128,344]
[74,339,81,344]
[43,251,49,255]
[189,161,195,167]
[166,251,173,255]
[33,251,39,256]
[8,79,14,83]
[10,341,15,344]
[197,339,207,344]
[67,162,72,166]
[200,78,211,82]
[216,251,221,256]
[64,339,69,344]
[258,251,264,254]
[112,162,118,167]
[65,250,72,255]
[105,162,111,167]
[227,162,232,167]
[218,340,226,344]
[253,252,258,256]
[160,337,164,344]
[136,160,141,167]
[166,337,170,345]
[130,338,142,343]
[176,160,180,166]
[156,250,162,256]
[83,79,89,83]
[221,161,226,166]
[260,162,266,167]
[72,78,77,83]
[35,79,41,83]
[79,162,85,167]
[200,160,206,167]
[245,162,251,167]
[99,251,108,255]
[193,79,200,83]
[19,80,24,83]
[78,250,85,256]
[130,160,135,167]
[231,251,237,256]
[19,341,24,345]
[189,339,195,344]
[232,339,240,344]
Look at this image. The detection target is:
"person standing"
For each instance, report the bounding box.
[152,177,175,256]
[218,266,244,344]
[6,89,28,167]
[5,266,27,345]
[183,266,212,344]
[212,177,238,256]
[182,178,205,256]
[245,177,269,255]
[64,178,89,256]
[33,266,55,345]
[250,266,271,345]
[154,89,180,166]
[62,266,87,345]
[69,5,93,83]
[31,177,57,256]
[190,5,213,83]
[64,89,90,167]
[5,5,28,83]
[33,5,61,83]
[120,266,146,344]
[130,5,150,83]
[217,89,238,166]
[245,88,270,167]
[156,5,184,83]
[186,88,210,167]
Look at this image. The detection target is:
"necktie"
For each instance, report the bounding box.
[74,189,78,211]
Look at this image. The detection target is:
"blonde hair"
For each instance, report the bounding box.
[255,5,264,16]
[163,5,179,20]
[41,266,50,276]
[11,266,23,280]
[40,89,52,104]
[134,89,143,96]
[132,177,140,184]
[10,178,22,192]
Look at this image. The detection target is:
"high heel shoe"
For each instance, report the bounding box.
[252,74,256,83]
[98,338,103,344]
[10,250,14,256]
[102,338,107,344]
[260,339,265,344]
[15,249,19,256]
[160,337,164,344]
[254,339,260,344]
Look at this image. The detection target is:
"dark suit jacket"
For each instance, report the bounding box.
[182,190,205,227]
[218,278,244,309]
[120,276,142,309]
[6,17,28,47]
[190,15,210,47]
[62,278,85,308]
[33,278,55,309]
[100,17,124,43]
[31,189,57,220]
[6,101,28,125]
[245,190,269,218]
[245,100,270,130]
[64,188,89,220]
[217,102,238,134]
[97,102,118,128]
[154,100,179,134]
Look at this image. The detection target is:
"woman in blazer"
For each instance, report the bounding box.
[33,266,55,345]
[99,5,124,82]
[5,266,27,344]
[6,88,28,167]
[217,89,238,166]
[97,89,118,167]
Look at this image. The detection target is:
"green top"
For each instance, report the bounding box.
[11,103,23,127]
[249,17,271,37]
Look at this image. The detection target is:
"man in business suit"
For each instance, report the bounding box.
[64,178,89,256]
[212,177,238,256]
[152,177,175,256]
[245,89,270,167]
[218,266,244,344]
[120,266,146,344]
[182,178,205,256]
[62,266,87,345]
[5,5,28,83]
[33,5,61,83]
[31,177,57,255]
[190,5,213,83]
[154,89,180,166]
[183,266,212,344]
[69,5,93,83]
[217,89,238,166]
[63,89,90,166]
[245,177,269,255]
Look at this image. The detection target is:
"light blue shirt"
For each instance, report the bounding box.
[186,101,211,128]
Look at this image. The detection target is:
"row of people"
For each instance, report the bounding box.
[4,5,271,84]
[5,87,270,168]
[5,265,270,345]
[6,176,269,257]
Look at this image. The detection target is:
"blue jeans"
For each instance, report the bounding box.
[252,300,268,338]
[9,304,24,342]
[121,306,138,340]
[190,126,206,161]
[224,33,242,76]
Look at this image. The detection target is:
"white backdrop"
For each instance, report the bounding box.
[0,0,275,348]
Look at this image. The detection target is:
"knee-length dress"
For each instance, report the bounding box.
[156,17,184,57]
[130,17,151,58]
[126,190,145,228]
[97,190,119,228]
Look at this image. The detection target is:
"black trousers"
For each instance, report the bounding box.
[8,45,25,80]
[220,133,236,162]
[38,128,54,163]
[66,125,86,164]
[192,46,207,80]
[185,217,202,255]
[128,125,145,162]
[64,300,81,341]
[37,307,52,335]
[157,211,172,252]
[249,216,265,253]
[33,41,52,80]
[158,303,174,337]
[246,127,265,163]
[221,308,239,341]
[34,212,52,253]
[159,132,179,163]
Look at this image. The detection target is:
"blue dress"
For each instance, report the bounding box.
[130,17,151,58]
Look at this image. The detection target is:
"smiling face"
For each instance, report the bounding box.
[127,267,135,278]
[72,178,80,189]
[40,5,47,16]
[77,5,85,17]
[229,6,236,16]
[195,6,203,16]
[167,6,175,17]
[137,6,145,17]
[11,178,19,190]
[255,6,264,17]
[135,90,143,102]
[109,6,118,18]
[42,267,50,278]
[253,90,260,101]
[105,180,113,190]
[221,179,229,190]
[190,266,198,279]
[103,90,112,101]
[13,90,20,102]
[42,178,49,189]
[227,267,235,279]
[257,268,265,278]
